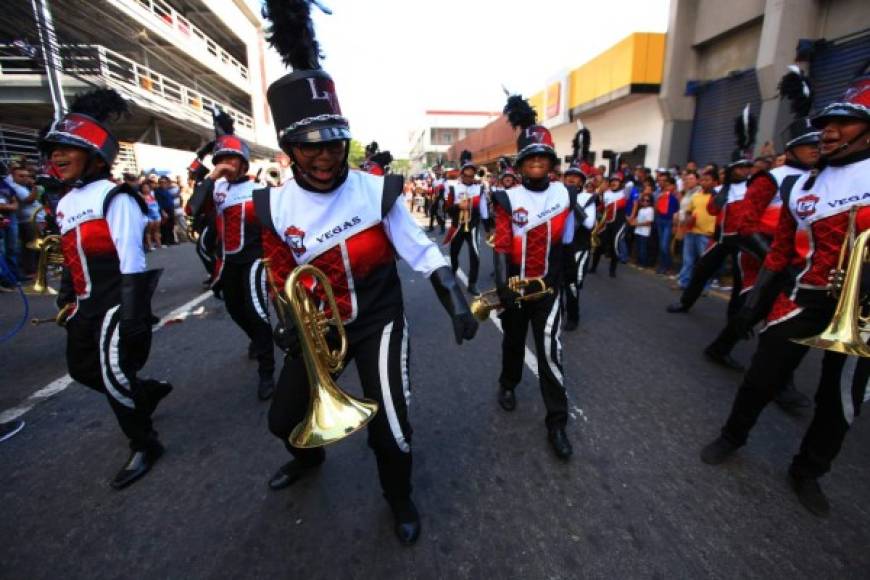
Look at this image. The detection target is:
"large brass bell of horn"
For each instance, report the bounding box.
[282,264,379,448]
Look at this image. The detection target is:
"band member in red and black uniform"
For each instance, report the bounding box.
[186,110,234,287]
[562,156,595,331]
[700,75,870,517]
[444,150,488,295]
[257,0,478,545]
[42,89,172,489]
[360,142,393,176]
[427,162,446,233]
[493,93,576,459]
[703,119,820,380]
[589,174,626,277]
[192,123,275,401]
[666,158,756,313]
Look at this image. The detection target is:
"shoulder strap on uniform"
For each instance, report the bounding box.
[253,186,275,235]
[779,174,801,207]
[566,185,578,210]
[381,174,404,218]
[491,189,512,213]
[103,183,147,215]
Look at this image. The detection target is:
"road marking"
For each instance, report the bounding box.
[0,291,213,423]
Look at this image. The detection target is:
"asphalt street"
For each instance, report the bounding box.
[1,222,869,579]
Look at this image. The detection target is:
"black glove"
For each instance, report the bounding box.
[732,267,783,338]
[493,252,519,310]
[273,321,301,357]
[429,266,478,344]
[118,270,162,374]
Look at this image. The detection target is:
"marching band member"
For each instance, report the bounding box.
[427,163,446,233]
[703,119,820,380]
[699,75,870,518]
[42,89,171,489]
[192,122,275,401]
[493,94,575,459]
[444,150,488,295]
[588,174,626,278]
[562,158,595,330]
[360,143,393,176]
[258,0,478,545]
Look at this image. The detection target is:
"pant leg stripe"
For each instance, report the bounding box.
[99,305,135,409]
[249,259,269,323]
[576,250,588,287]
[400,316,411,407]
[841,356,858,425]
[543,297,564,387]
[378,321,411,453]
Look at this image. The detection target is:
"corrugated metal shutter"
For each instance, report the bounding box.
[688,69,761,166]
[810,30,870,110]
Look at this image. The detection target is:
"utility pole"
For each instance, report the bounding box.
[32,0,66,121]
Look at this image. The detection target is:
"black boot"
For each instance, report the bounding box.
[703,345,744,372]
[258,374,274,401]
[110,438,164,490]
[788,466,830,518]
[775,382,811,414]
[467,284,479,296]
[548,427,572,460]
[700,436,739,465]
[268,458,322,490]
[498,386,516,411]
[388,497,421,545]
[666,302,690,313]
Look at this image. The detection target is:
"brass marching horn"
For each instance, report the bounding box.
[31,303,74,327]
[791,207,870,357]
[25,209,63,295]
[264,260,378,447]
[469,276,553,321]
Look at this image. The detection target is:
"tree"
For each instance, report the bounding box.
[390,158,410,177]
[348,139,366,168]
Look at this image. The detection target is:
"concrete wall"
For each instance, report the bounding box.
[696,21,763,80]
[692,0,765,45]
[552,95,664,170]
[817,0,870,39]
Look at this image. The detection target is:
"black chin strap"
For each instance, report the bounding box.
[824,126,870,165]
[288,144,351,194]
[521,175,549,191]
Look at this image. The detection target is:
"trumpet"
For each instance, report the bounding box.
[26,209,63,295]
[791,206,870,357]
[469,276,553,321]
[264,260,379,447]
[31,303,74,327]
[590,209,606,251]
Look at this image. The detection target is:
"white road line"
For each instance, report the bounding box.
[0,291,213,423]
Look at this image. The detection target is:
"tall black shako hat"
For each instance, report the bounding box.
[263,0,349,151]
[459,149,475,171]
[503,92,556,167]
[39,88,128,167]
[564,127,589,179]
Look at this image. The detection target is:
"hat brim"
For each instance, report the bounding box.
[811,103,870,128]
[785,132,821,149]
[281,123,351,145]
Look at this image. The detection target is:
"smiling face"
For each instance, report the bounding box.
[519,154,552,180]
[819,118,869,159]
[291,140,348,190]
[50,146,93,182]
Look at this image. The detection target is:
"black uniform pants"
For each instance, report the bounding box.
[428,198,445,231]
[221,259,275,377]
[499,292,568,429]
[268,312,413,501]
[449,226,480,286]
[721,305,869,478]
[591,220,625,276]
[563,244,590,323]
[679,240,742,315]
[66,308,157,450]
[195,220,217,279]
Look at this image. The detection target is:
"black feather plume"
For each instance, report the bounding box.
[212,108,235,137]
[69,88,128,123]
[365,141,379,158]
[778,65,812,117]
[262,0,325,70]
[733,104,757,151]
[571,128,591,162]
[370,151,392,168]
[503,95,537,130]
[460,149,473,166]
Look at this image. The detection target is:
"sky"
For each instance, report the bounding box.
[265,0,671,158]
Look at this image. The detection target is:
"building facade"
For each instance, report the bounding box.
[0,0,280,176]
[407,110,500,173]
[659,0,870,166]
